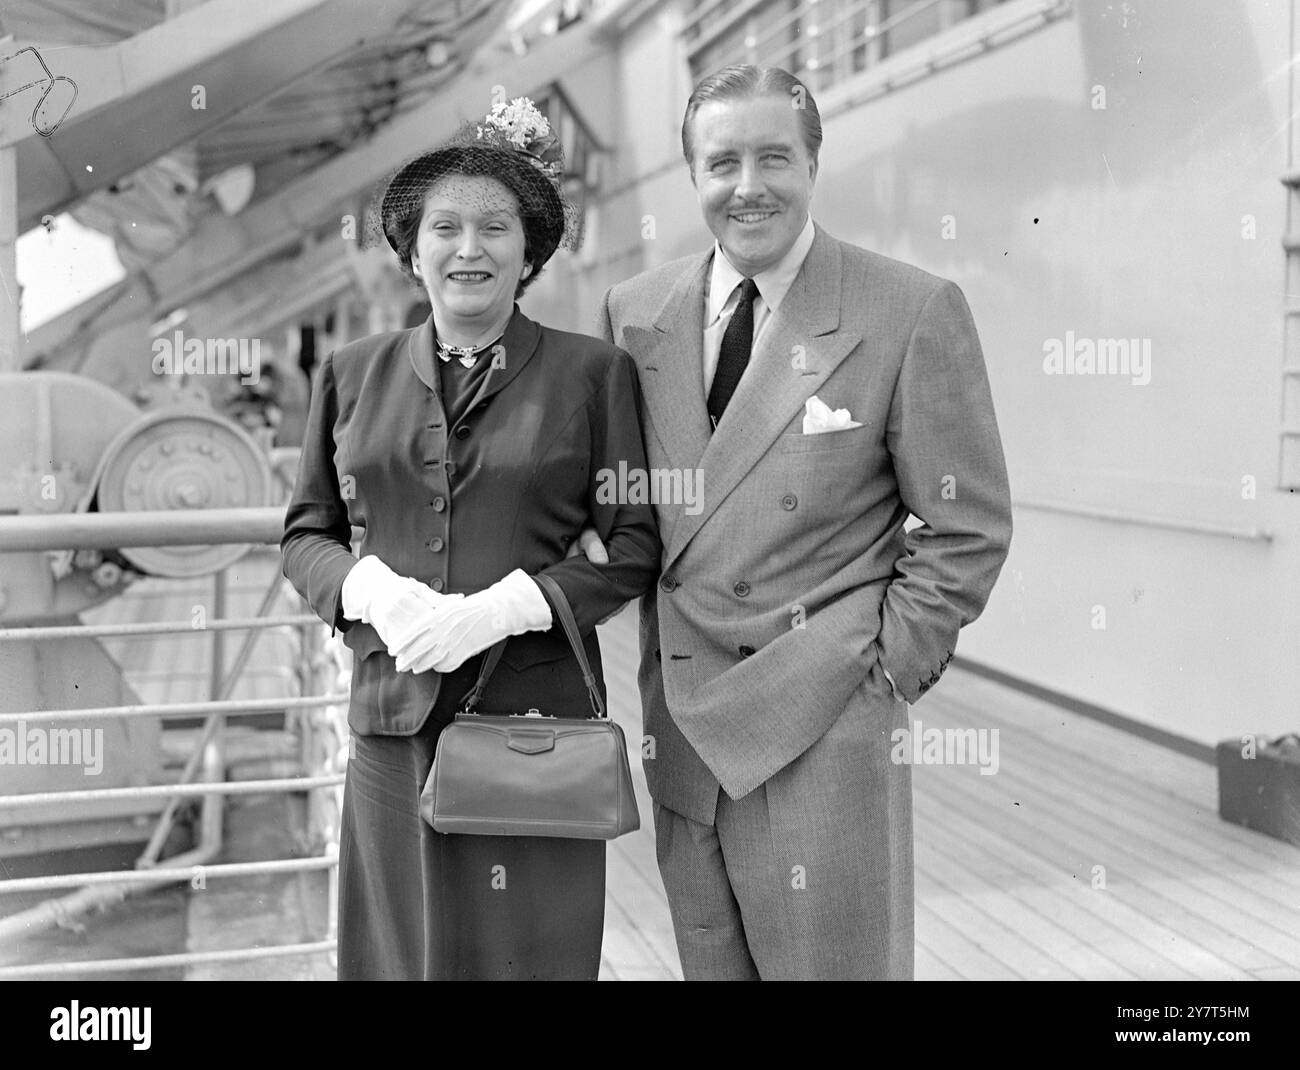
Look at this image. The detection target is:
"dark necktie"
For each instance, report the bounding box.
[707,277,759,429]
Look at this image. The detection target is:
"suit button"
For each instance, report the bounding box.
[918,681,930,694]
[660,575,678,593]
[738,644,756,658]
[429,577,444,592]
[733,581,750,597]
[780,494,797,510]
[454,425,471,439]
[444,460,457,476]
[431,496,446,512]
[428,536,444,552]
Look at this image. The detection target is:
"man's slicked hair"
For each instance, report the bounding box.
[681,64,824,167]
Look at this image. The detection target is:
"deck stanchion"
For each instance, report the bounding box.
[0,144,18,374]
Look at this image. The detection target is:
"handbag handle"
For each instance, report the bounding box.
[458,572,607,718]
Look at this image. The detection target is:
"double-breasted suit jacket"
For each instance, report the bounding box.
[599,225,1012,976]
[282,308,661,735]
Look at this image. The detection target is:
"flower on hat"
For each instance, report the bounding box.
[482,98,550,145]
[475,97,563,179]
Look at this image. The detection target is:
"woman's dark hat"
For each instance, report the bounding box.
[371,98,578,270]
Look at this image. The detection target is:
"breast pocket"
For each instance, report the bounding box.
[767,424,880,529]
[778,425,870,454]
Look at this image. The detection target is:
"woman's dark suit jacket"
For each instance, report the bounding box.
[282,307,661,735]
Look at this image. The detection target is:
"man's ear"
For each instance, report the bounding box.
[808,155,819,187]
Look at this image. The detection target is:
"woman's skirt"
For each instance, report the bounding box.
[336,661,606,981]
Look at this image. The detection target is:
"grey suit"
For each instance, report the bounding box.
[598,225,1012,979]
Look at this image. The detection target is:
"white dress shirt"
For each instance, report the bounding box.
[702,215,817,394]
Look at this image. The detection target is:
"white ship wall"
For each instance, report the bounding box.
[523,0,1299,746]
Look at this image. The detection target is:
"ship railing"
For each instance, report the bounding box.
[0,502,347,979]
[683,0,1073,99]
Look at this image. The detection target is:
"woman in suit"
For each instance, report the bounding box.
[281,99,660,980]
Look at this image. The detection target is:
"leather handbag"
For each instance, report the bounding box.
[420,573,640,839]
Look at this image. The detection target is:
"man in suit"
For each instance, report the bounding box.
[594,64,1012,979]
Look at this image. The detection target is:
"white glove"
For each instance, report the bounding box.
[341,555,462,656]
[393,569,552,675]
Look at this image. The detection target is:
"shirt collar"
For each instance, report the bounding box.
[707,215,816,324]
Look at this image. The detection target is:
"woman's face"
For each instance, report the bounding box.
[410,174,529,333]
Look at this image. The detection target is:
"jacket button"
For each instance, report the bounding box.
[429,577,444,592]
[780,494,797,510]
[660,575,678,593]
[431,496,446,512]
[444,461,457,476]
[738,644,756,658]
[733,581,750,597]
[454,425,471,439]
[428,536,444,552]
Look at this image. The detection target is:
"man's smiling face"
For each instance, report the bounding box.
[689,94,818,277]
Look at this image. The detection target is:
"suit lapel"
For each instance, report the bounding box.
[470,307,541,406]
[405,315,438,392]
[636,253,713,474]
[665,228,862,565]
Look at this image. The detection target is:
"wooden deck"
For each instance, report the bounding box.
[73,558,1300,980]
[595,606,1300,982]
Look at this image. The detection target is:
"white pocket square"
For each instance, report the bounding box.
[802,395,863,434]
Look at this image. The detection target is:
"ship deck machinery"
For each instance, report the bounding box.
[0,0,604,958]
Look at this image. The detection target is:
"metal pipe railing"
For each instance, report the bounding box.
[0,614,320,641]
[0,502,342,975]
[0,774,345,809]
[0,693,347,725]
[0,506,285,551]
[0,856,337,895]
[1011,495,1275,543]
[0,941,337,979]
[121,667,299,683]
